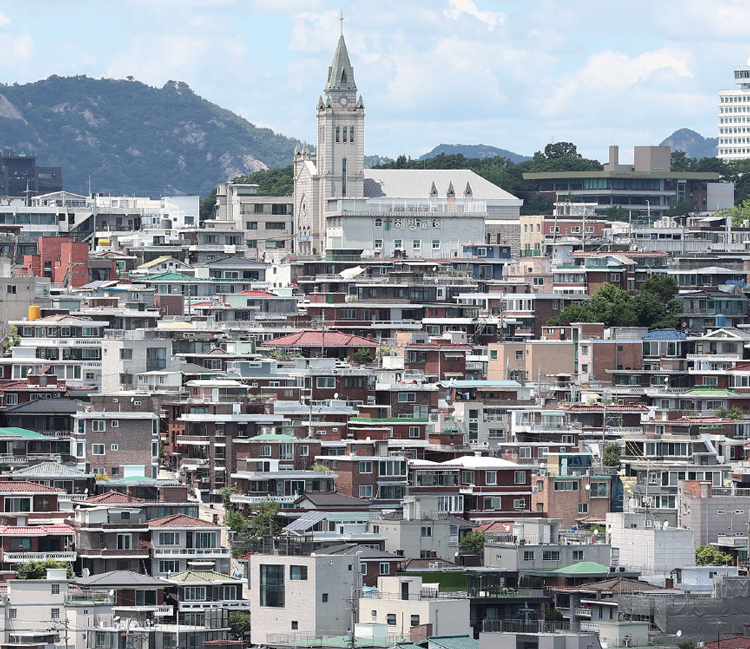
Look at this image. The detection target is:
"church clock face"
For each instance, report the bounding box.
[339,96,348,106]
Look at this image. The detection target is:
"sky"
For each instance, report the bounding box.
[0,0,747,163]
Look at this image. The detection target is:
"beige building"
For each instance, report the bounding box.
[488,340,575,382]
[520,214,545,256]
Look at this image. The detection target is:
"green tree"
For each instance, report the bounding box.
[542,142,583,160]
[199,188,217,222]
[545,609,565,621]
[220,486,237,511]
[606,206,630,222]
[459,531,485,555]
[640,276,679,304]
[715,406,728,419]
[603,444,621,469]
[246,501,281,539]
[228,611,252,640]
[666,197,698,222]
[695,544,732,566]
[225,510,247,534]
[678,641,696,649]
[18,559,73,579]
[351,348,373,363]
[727,407,744,420]
[3,324,20,355]
[718,199,750,227]
[233,165,295,195]
[521,193,554,216]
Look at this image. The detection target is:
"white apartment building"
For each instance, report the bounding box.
[718,59,750,160]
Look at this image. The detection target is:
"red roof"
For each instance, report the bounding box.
[0,524,75,535]
[263,330,378,348]
[86,492,145,504]
[405,343,472,350]
[475,521,513,534]
[705,638,750,649]
[148,513,220,528]
[0,480,64,493]
[240,290,277,297]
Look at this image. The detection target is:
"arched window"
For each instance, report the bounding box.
[342,158,347,197]
[335,127,340,143]
[350,127,354,143]
[375,218,383,227]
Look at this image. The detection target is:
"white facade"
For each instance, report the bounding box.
[606,512,695,574]
[718,61,750,160]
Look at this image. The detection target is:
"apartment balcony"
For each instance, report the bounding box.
[4,551,76,563]
[575,606,592,618]
[152,547,230,558]
[66,591,116,606]
[230,494,299,505]
[686,353,741,362]
[177,599,250,611]
[371,320,422,329]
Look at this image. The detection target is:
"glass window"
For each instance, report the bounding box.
[290,565,308,580]
[260,565,285,607]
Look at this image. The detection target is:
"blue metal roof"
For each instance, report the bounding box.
[643,328,686,340]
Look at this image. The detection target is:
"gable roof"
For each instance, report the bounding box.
[0,480,64,493]
[148,513,220,528]
[296,493,370,508]
[313,544,400,560]
[169,569,240,583]
[9,462,91,478]
[262,330,378,348]
[2,398,82,414]
[76,570,167,587]
[363,169,519,202]
[86,491,145,504]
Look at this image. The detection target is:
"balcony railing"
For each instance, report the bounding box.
[4,551,76,562]
[152,547,229,557]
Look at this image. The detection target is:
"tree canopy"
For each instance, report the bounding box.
[232,165,294,195]
[459,531,486,555]
[547,277,681,329]
[695,544,732,566]
[18,559,73,579]
[603,444,621,469]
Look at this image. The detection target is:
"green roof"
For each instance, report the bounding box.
[144,272,207,282]
[170,569,240,583]
[0,427,48,440]
[426,637,479,649]
[683,388,739,396]
[554,561,610,575]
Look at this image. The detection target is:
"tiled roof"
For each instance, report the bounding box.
[423,636,479,649]
[0,480,64,493]
[262,330,378,348]
[169,569,239,583]
[3,398,82,414]
[76,570,167,587]
[148,513,220,528]
[405,343,472,350]
[86,492,145,504]
[553,561,609,575]
[0,524,75,535]
[240,290,278,297]
[9,462,90,478]
[705,638,750,649]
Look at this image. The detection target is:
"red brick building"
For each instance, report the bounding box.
[404,341,471,382]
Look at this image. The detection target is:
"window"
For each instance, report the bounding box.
[485,471,497,485]
[380,562,390,575]
[610,273,621,282]
[160,560,178,574]
[409,426,420,438]
[266,222,286,230]
[290,565,308,580]
[359,485,373,498]
[51,608,60,619]
[111,444,118,451]
[5,285,15,294]
[260,565,285,607]
[317,377,336,388]
[573,550,584,560]
[514,471,526,484]
[398,393,416,402]
[92,444,105,455]
[359,461,373,473]
[260,446,271,457]
[523,550,535,561]
[554,481,579,491]
[322,593,329,602]
[120,349,133,360]
[590,483,608,498]
[299,445,309,457]
[8,609,16,619]
[420,526,432,537]
[92,420,106,432]
[117,534,132,550]
[336,126,340,142]
[159,532,178,546]
[246,221,258,229]
[387,614,397,626]
[578,503,589,514]
[542,550,560,561]
[184,586,206,601]
[412,239,421,250]
[411,615,420,627]
[51,583,60,595]
[433,240,440,249]
[514,498,526,509]
[375,239,383,249]
[291,621,298,630]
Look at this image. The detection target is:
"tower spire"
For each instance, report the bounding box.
[340,10,344,35]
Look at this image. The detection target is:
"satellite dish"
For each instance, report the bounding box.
[584,484,591,491]
[334,393,339,399]
[677,631,682,638]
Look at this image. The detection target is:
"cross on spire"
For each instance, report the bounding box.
[340,10,344,35]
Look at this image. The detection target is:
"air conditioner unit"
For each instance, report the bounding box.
[531,486,540,494]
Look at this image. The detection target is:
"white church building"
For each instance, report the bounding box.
[293,33,522,259]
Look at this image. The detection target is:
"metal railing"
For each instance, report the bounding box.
[482,619,577,634]
[152,547,229,556]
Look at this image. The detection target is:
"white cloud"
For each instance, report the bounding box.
[444,0,505,31]
[10,32,34,62]
[542,48,694,119]
[0,12,11,28]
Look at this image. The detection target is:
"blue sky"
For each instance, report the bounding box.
[0,0,747,163]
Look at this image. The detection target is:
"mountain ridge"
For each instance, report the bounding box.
[0,75,299,198]
[659,128,717,159]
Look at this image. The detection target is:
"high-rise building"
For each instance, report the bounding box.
[717,60,750,160]
[0,148,62,197]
